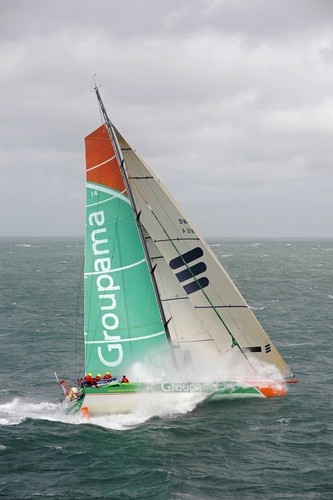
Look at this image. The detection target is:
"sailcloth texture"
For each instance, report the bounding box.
[84,125,170,377]
[114,128,293,377]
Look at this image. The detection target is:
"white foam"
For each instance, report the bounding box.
[89,391,207,431]
[0,398,85,427]
[0,349,285,432]
[128,347,284,386]
[0,392,207,431]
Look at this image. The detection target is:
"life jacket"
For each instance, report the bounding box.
[84,374,93,384]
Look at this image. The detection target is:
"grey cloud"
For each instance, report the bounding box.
[0,0,333,237]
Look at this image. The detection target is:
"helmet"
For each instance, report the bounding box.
[98,374,101,377]
[89,373,92,376]
[106,372,110,375]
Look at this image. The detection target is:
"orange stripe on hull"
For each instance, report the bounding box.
[258,385,286,398]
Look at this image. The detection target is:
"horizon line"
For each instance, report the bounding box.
[1,235,333,240]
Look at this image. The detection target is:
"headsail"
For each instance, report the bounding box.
[84,124,171,377]
[114,128,293,378]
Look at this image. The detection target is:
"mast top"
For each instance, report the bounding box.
[94,85,112,128]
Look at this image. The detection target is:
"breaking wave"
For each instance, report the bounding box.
[0,393,207,432]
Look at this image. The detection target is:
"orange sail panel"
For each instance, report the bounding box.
[85,124,125,193]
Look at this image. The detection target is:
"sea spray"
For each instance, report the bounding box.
[89,391,207,431]
[0,398,86,427]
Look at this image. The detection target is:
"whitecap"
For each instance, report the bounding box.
[277,418,291,426]
[45,445,63,452]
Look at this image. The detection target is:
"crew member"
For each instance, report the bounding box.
[121,375,129,383]
[84,373,94,386]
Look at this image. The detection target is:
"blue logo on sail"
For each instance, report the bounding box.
[169,247,209,294]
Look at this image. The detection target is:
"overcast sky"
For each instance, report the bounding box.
[1,0,333,237]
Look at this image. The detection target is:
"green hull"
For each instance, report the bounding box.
[65,397,85,415]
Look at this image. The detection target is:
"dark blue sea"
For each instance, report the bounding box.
[0,237,332,499]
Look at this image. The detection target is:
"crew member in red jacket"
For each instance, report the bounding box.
[84,373,94,386]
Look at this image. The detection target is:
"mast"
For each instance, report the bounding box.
[94,87,175,360]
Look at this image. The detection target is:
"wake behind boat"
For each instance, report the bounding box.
[57,87,297,417]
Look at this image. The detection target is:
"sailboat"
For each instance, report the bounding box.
[58,88,297,416]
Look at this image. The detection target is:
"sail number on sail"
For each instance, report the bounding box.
[178,218,195,234]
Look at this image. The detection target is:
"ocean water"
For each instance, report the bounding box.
[0,237,332,499]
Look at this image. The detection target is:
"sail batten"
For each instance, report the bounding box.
[86,155,117,171]
[195,305,248,309]
[85,330,166,344]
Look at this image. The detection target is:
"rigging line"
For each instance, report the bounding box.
[129,188,255,370]
[129,174,148,204]
[74,255,85,380]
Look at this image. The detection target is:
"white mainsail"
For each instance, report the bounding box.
[115,128,293,378]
